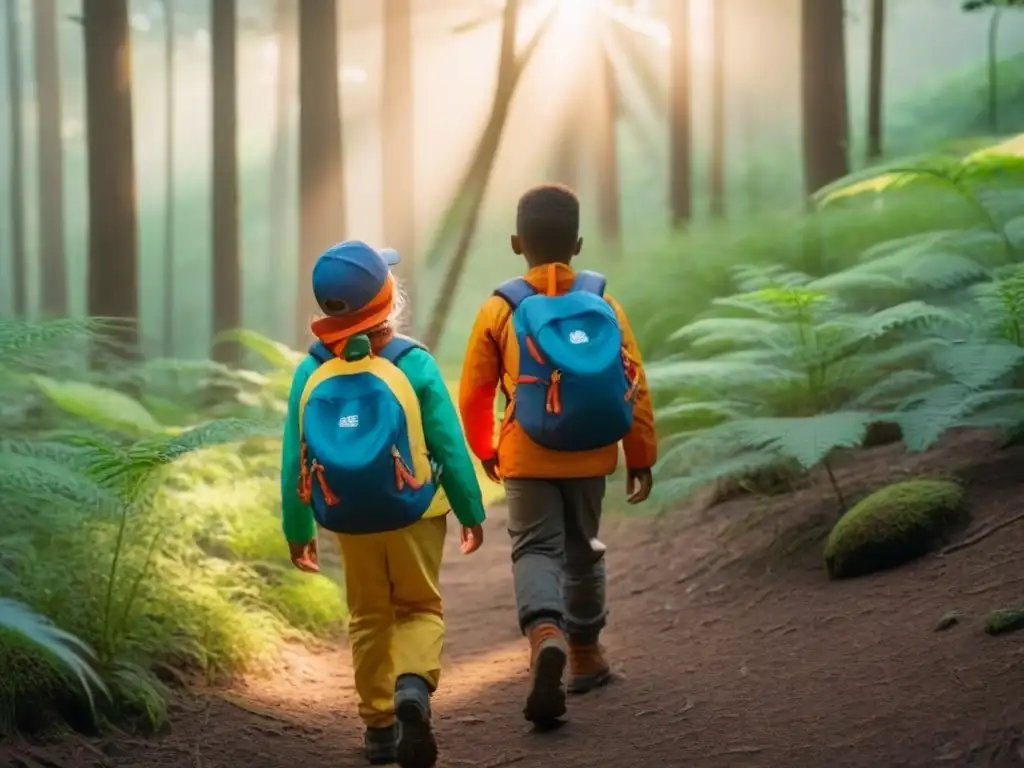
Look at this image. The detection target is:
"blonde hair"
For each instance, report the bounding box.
[387,273,408,333]
[308,273,408,342]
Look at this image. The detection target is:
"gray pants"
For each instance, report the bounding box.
[504,477,607,642]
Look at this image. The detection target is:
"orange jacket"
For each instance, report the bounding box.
[458,262,658,479]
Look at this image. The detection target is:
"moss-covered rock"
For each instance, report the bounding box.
[984,607,1024,636]
[824,479,968,579]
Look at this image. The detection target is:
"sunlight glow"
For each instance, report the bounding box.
[607,3,669,48]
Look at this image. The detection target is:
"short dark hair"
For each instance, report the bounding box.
[516,183,580,262]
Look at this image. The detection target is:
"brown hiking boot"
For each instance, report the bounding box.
[523,621,567,726]
[568,640,611,694]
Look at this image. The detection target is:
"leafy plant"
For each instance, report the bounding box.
[0,318,345,732]
[648,281,958,508]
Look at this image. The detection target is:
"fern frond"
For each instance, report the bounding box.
[31,377,167,437]
[844,369,938,409]
[214,329,305,373]
[930,340,1024,390]
[645,358,804,395]
[0,599,108,707]
[896,384,1022,451]
[0,452,115,508]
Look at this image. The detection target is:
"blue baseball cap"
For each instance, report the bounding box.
[312,240,400,316]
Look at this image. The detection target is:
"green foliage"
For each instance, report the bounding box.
[625,143,1024,510]
[0,319,346,733]
[823,480,968,579]
[983,606,1024,635]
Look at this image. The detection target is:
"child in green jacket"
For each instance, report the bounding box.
[281,240,487,768]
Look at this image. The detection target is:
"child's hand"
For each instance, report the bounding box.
[481,457,501,484]
[626,468,653,504]
[289,539,320,572]
[460,524,484,555]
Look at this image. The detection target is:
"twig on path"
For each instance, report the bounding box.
[709,745,767,756]
[942,512,1024,556]
[214,692,296,726]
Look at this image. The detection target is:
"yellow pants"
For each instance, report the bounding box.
[336,515,447,728]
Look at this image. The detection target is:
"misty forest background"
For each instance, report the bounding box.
[3,0,1022,362]
[2,0,1024,735]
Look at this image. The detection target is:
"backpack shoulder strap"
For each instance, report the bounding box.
[571,270,607,297]
[378,334,425,366]
[493,278,537,309]
[308,341,333,364]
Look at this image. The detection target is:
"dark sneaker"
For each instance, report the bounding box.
[364,724,397,765]
[395,684,437,768]
[523,621,568,726]
[568,640,612,694]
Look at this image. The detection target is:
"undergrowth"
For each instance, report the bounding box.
[624,138,1024,513]
[0,320,347,734]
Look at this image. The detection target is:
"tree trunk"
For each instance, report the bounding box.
[709,0,726,219]
[419,3,551,276]
[83,0,139,357]
[33,0,66,317]
[423,0,554,351]
[551,103,582,187]
[4,0,27,315]
[595,42,621,252]
[161,0,175,355]
[800,0,849,198]
[866,0,885,161]
[382,0,416,330]
[268,0,296,338]
[297,0,345,346]
[211,0,241,363]
[668,0,692,227]
[986,7,1002,136]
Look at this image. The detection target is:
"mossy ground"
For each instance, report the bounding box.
[824,479,969,579]
[984,607,1024,636]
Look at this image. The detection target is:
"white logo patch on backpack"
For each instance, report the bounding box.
[338,414,360,428]
[569,329,589,345]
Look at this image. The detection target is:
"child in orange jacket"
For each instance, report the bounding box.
[458,184,658,726]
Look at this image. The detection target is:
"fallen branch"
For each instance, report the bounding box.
[942,511,1024,556]
[214,692,295,725]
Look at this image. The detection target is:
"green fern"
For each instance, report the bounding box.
[0,599,107,709]
[647,281,958,506]
[0,318,342,731]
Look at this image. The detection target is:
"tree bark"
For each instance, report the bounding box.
[800,0,849,198]
[709,0,726,219]
[866,0,885,161]
[211,0,241,363]
[382,0,416,329]
[268,0,296,338]
[83,0,139,357]
[32,0,66,317]
[161,0,176,355]
[422,0,556,351]
[668,0,692,227]
[5,0,27,315]
[551,102,582,187]
[297,0,345,345]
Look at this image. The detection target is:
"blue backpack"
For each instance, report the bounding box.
[494,270,639,452]
[297,334,439,534]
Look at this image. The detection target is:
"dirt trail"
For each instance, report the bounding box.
[5,438,1024,768]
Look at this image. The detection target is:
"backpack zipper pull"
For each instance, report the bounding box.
[298,441,313,504]
[546,370,562,414]
[311,459,340,506]
[392,446,424,491]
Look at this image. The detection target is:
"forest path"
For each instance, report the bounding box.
[7,439,1024,768]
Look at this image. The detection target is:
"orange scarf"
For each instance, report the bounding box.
[310,277,395,356]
